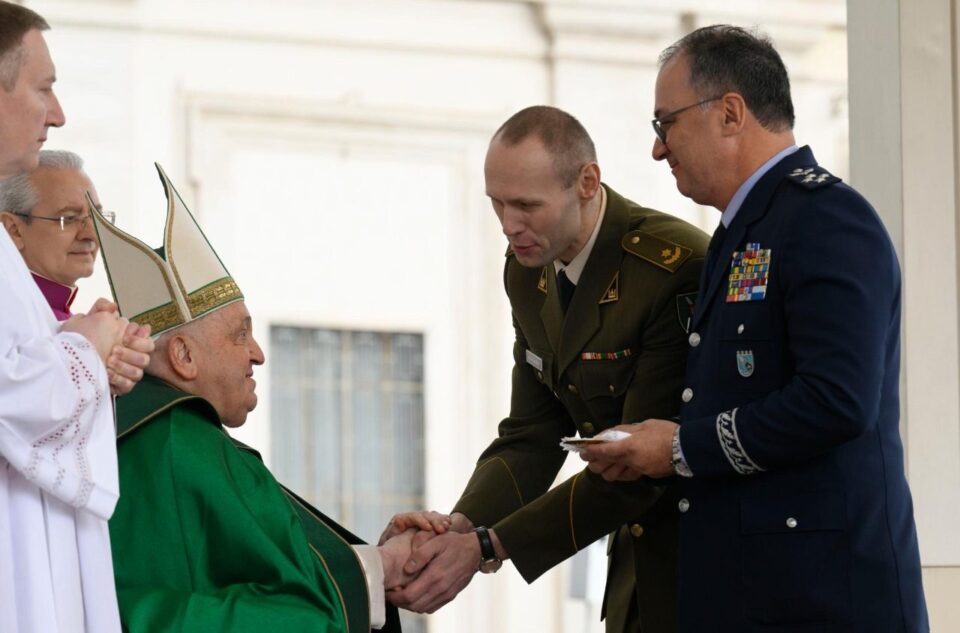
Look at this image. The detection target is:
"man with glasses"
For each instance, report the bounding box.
[384,105,708,633]
[1,150,114,320]
[581,25,928,632]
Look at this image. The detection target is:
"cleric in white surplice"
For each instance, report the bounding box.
[0,230,123,632]
[0,3,150,631]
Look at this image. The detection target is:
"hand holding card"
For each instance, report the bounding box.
[560,428,631,453]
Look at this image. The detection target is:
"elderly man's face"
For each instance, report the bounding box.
[5,166,101,286]
[190,301,265,428]
[0,29,66,178]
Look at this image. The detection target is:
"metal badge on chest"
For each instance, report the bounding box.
[736,350,755,377]
[726,242,770,378]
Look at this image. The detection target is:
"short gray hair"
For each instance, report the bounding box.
[0,149,85,222]
[659,25,795,132]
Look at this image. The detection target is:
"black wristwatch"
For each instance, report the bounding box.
[474,526,502,574]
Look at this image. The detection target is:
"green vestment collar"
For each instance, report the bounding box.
[115,376,399,632]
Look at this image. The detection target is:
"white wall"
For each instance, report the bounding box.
[848,0,960,629]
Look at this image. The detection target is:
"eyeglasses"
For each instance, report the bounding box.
[651,96,722,145]
[12,210,116,232]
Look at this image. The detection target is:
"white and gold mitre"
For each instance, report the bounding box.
[89,164,243,337]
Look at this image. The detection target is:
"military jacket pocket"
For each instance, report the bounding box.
[739,491,851,626]
[578,355,636,400]
[522,347,555,390]
[740,490,845,534]
[717,306,776,392]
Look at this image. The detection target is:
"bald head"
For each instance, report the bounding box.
[492,106,597,188]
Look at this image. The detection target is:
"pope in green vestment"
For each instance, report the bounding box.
[91,165,408,633]
[109,375,400,633]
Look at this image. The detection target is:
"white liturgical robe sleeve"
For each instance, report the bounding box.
[0,235,118,516]
[0,229,121,633]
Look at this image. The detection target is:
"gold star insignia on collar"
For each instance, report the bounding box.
[537,267,548,294]
[599,272,619,304]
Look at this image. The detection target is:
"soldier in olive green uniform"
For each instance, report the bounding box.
[455,186,706,632]
[386,106,707,632]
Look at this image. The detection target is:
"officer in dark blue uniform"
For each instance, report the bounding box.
[581,25,929,633]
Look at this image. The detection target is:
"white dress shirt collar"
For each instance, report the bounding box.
[553,185,607,285]
[721,144,799,228]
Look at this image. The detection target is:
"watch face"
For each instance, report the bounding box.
[479,558,503,574]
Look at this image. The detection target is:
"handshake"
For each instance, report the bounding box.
[374,511,504,614]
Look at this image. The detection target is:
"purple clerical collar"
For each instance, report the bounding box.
[31,272,78,321]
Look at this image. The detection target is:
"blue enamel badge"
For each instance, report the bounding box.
[736,350,755,377]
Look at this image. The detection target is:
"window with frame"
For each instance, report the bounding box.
[270,326,426,630]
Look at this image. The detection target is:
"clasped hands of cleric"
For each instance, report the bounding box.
[377,418,676,614]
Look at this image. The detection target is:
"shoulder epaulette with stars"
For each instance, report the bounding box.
[622,231,692,273]
[785,166,841,190]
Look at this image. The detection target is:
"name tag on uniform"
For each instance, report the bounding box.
[525,349,544,371]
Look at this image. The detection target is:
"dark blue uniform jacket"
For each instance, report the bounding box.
[677,146,928,633]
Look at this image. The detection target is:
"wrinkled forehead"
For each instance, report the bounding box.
[200,300,250,331]
[485,137,562,187]
[225,300,251,323]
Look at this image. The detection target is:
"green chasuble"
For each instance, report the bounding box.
[109,376,394,633]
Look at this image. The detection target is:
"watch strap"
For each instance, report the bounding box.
[672,425,694,478]
[475,526,496,560]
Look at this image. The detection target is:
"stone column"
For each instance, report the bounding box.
[848,0,960,628]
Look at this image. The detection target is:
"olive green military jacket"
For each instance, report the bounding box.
[453,184,707,632]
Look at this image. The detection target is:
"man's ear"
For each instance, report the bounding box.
[166,333,199,381]
[0,212,26,251]
[577,161,601,200]
[719,92,747,137]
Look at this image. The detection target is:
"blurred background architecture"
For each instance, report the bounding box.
[19,0,958,630]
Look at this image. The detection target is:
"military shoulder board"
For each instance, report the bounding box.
[785,166,841,190]
[622,231,692,273]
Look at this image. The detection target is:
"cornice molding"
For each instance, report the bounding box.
[33,0,846,72]
[532,0,845,66]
